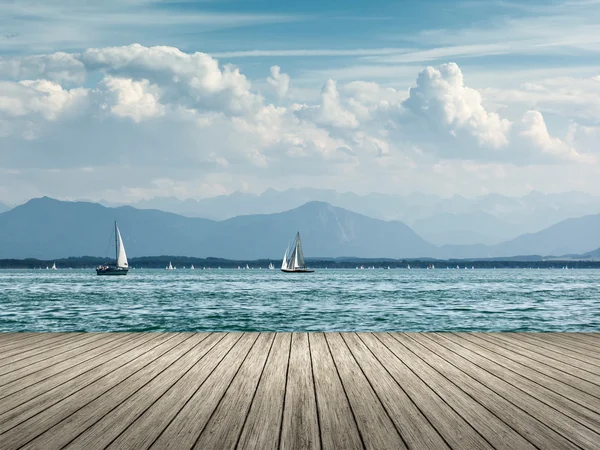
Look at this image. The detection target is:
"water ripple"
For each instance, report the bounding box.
[0,269,599,332]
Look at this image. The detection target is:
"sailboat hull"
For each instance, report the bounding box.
[281,269,314,273]
[96,266,128,276]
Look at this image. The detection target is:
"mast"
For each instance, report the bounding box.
[114,221,118,264]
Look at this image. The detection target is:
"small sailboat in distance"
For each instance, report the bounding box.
[281,232,313,273]
[51,262,57,270]
[190,264,195,270]
[96,222,128,276]
[166,262,174,270]
[268,262,274,270]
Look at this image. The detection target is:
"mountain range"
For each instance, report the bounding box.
[0,197,599,260]
[98,188,600,246]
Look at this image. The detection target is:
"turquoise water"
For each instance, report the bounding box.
[0,269,599,332]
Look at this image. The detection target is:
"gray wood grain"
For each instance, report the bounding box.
[192,333,275,449]
[237,333,291,450]
[149,333,258,450]
[421,333,600,449]
[309,333,363,450]
[388,333,580,450]
[0,333,187,449]
[280,332,321,450]
[326,332,406,450]
[63,333,215,450]
[106,333,241,450]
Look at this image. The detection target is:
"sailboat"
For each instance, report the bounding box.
[166,262,174,270]
[51,262,57,270]
[190,264,195,270]
[96,222,129,276]
[281,232,313,273]
[268,262,274,270]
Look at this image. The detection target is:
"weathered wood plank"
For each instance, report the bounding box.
[0,333,127,388]
[192,333,275,449]
[388,333,579,450]
[422,333,600,449]
[105,333,241,450]
[345,333,451,450]
[19,333,203,450]
[326,332,406,450]
[62,333,215,450]
[461,333,600,399]
[0,333,187,449]
[149,333,258,450]
[237,333,291,450]
[491,333,600,380]
[0,333,160,427]
[527,334,600,361]
[0,333,84,364]
[309,333,363,450]
[377,333,526,450]
[435,334,600,433]
[280,332,321,450]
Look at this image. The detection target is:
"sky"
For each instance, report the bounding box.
[1,0,600,204]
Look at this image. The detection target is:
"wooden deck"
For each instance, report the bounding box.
[0,333,598,449]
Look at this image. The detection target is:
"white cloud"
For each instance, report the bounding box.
[267,66,290,99]
[102,76,164,123]
[0,44,599,204]
[403,62,511,149]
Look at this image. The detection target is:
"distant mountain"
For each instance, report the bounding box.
[1,197,598,260]
[105,188,600,245]
[491,213,600,257]
[0,198,435,260]
[0,202,10,214]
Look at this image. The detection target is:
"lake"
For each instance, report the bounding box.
[0,268,598,332]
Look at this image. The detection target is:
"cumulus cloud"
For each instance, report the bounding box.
[0,44,598,203]
[403,62,511,149]
[102,76,164,123]
[267,66,290,98]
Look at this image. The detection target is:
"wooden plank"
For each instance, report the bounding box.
[308,333,363,450]
[192,333,275,449]
[434,334,600,430]
[386,333,579,450]
[326,332,406,450]
[492,334,600,378]
[374,332,527,450]
[0,334,129,398]
[0,333,188,449]
[0,333,84,363]
[280,332,321,450]
[0,333,52,352]
[106,333,241,450]
[528,334,600,361]
[149,333,259,450]
[463,333,600,398]
[344,333,451,449]
[0,334,160,425]
[237,333,291,450]
[0,333,127,388]
[62,333,217,450]
[19,333,204,450]
[445,334,600,419]
[422,333,600,449]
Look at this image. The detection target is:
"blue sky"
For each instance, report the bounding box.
[1,0,600,203]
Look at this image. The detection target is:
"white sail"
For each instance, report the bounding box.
[115,223,128,268]
[295,232,306,268]
[51,262,56,270]
[190,264,195,270]
[281,249,288,269]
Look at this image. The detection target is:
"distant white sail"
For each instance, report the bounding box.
[281,249,288,270]
[51,262,56,270]
[115,223,128,268]
[190,264,195,270]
